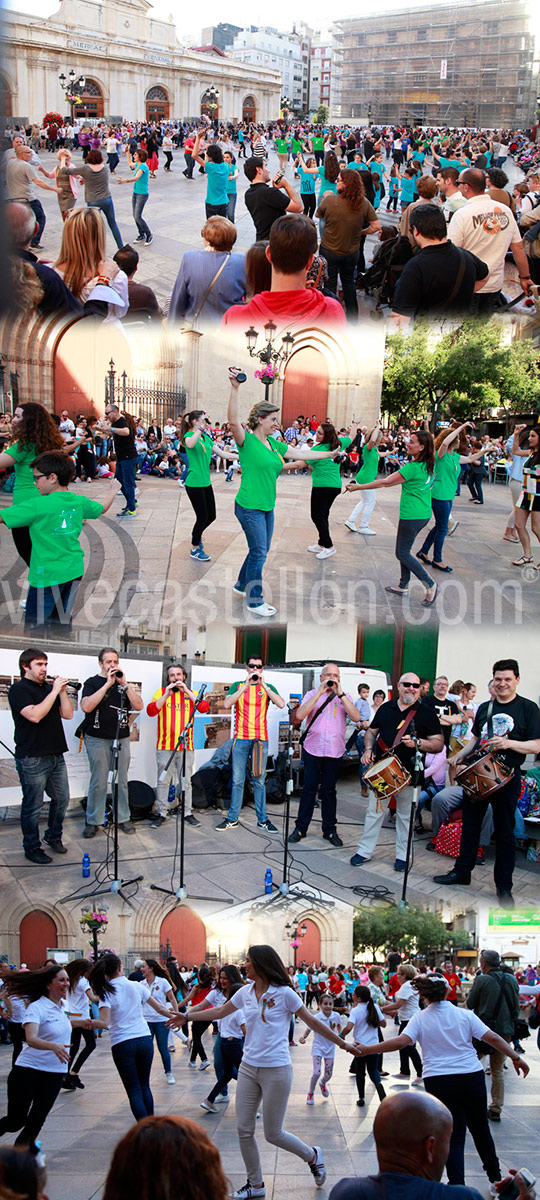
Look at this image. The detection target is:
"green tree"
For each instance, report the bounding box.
[316,105,329,124]
[353,905,470,960]
[382,320,540,428]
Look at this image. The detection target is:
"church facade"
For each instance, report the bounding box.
[2,0,281,125]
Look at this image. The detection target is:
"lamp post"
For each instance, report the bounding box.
[281,95,291,122]
[203,85,220,130]
[245,323,295,403]
[285,920,308,969]
[432,385,444,433]
[59,68,86,124]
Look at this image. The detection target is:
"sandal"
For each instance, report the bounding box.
[512,555,533,566]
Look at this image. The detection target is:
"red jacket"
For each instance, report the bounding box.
[222,287,346,328]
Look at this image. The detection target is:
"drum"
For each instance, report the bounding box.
[455,752,514,802]
[364,754,411,799]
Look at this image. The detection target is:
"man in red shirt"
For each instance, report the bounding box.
[442,960,462,1005]
[183,134,196,179]
[222,214,346,329]
[146,663,200,829]
[215,655,286,833]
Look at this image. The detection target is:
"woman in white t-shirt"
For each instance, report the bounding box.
[63,957,99,1090]
[89,953,172,1121]
[0,964,96,1154]
[341,985,386,1107]
[356,973,529,1188]
[139,959,179,1085]
[188,963,244,1106]
[382,962,422,1082]
[169,944,360,1200]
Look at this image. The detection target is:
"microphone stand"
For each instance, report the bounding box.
[397,721,422,910]
[61,687,143,907]
[150,684,233,905]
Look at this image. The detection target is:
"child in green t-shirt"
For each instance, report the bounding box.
[0,450,120,630]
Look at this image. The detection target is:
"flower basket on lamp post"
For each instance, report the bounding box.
[80,909,108,961]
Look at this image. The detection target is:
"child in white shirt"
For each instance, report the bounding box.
[342,985,386,1108]
[300,992,343,1104]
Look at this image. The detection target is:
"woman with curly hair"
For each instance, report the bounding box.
[316,168,381,317]
[102,1116,228,1200]
[353,972,529,1188]
[0,402,64,565]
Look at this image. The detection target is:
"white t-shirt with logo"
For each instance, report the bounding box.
[448,194,520,292]
[19,996,73,1072]
[98,975,150,1047]
[348,1002,383,1046]
[404,1001,489,1078]
[139,976,172,1024]
[230,982,302,1067]
[312,1010,344,1057]
[66,978,91,1018]
[395,980,420,1021]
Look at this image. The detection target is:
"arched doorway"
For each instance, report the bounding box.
[160,907,206,966]
[75,79,104,121]
[281,347,329,429]
[0,74,12,120]
[299,918,321,964]
[146,86,169,123]
[242,95,256,123]
[201,89,219,121]
[19,911,58,969]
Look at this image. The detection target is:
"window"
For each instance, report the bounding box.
[417,28,427,40]
[357,33,365,45]
[412,72,427,87]
[387,31,397,42]
[447,23,457,37]
[487,20,499,34]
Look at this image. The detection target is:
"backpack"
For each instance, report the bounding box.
[357,235,413,308]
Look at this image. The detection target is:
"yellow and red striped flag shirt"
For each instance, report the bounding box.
[147,688,195,751]
[228,680,278,741]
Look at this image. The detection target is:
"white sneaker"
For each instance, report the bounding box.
[344,520,357,531]
[248,602,277,618]
[316,546,336,559]
[188,1060,197,1069]
[232,1184,266,1199]
[308,544,322,553]
[215,1094,230,1103]
[309,1147,326,1188]
[359,527,376,536]
[233,584,246,596]
[200,1099,218,1112]
[447,519,459,536]
[165,1072,175,1084]
[306,1092,315,1105]
[198,1059,211,1071]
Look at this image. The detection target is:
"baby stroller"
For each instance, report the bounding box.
[356,235,413,310]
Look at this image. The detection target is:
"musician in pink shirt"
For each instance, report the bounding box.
[288,663,359,848]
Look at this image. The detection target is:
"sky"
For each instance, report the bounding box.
[7,0,522,45]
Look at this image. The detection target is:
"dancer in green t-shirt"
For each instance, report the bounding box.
[179,410,238,562]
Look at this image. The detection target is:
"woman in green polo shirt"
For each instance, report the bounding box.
[308,418,357,559]
[347,429,439,607]
[417,422,497,573]
[228,369,339,618]
[0,402,65,566]
[344,424,383,535]
[180,410,238,562]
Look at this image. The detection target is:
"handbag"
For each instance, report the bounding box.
[434,817,462,858]
[528,998,540,1030]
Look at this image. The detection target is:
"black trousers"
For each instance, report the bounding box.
[185,484,216,546]
[12,526,32,567]
[302,193,316,218]
[190,1019,212,1063]
[69,1026,96,1073]
[296,750,340,836]
[398,1020,423,1076]
[354,1055,385,1101]
[310,486,342,548]
[207,1037,243,1103]
[424,1070,500,1185]
[8,1022,25,1068]
[454,771,520,891]
[0,1065,63,1151]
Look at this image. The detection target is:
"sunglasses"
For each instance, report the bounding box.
[400,681,421,689]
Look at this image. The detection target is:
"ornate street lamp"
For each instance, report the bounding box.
[245,325,295,403]
[59,67,86,124]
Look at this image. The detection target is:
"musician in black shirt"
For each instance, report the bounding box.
[434,659,540,905]
[351,674,443,872]
[81,647,143,838]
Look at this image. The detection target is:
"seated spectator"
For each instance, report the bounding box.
[222,214,346,328]
[102,1115,228,1200]
[168,216,245,324]
[400,175,440,246]
[390,205,489,324]
[5,201,83,316]
[53,207,128,319]
[113,245,162,320]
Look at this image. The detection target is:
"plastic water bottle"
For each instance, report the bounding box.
[82,852,91,878]
[264,868,273,895]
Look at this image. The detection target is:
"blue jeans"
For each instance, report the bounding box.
[417,781,444,816]
[111,1035,154,1120]
[29,198,46,245]
[115,457,137,510]
[25,578,81,630]
[227,194,237,222]
[395,519,434,588]
[149,1022,171,1074]
[320,245,358,317]
[15,754,69,853]
[88,197,123,251]
[178,451,189,483]
[133,192,151,238]
[205,202,228,218]
[228,739,268,823]
[419,498,453,563]
[84,734,131,826]
[214,1032,234,1096]
[234,502,274,608]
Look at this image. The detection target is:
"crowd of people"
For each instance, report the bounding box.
[3,117,539,324]
[2,399,539,625]
[0,945,538,1200]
